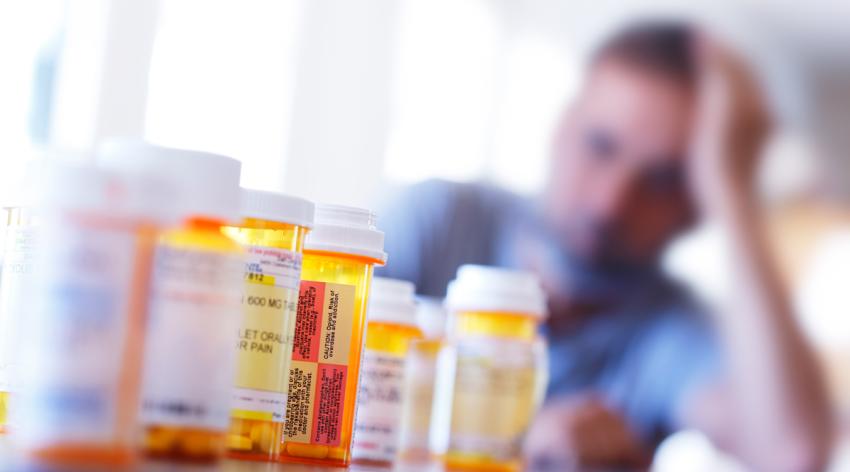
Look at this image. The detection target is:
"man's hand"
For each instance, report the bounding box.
[689,35,772,218]
[523,396,650,470]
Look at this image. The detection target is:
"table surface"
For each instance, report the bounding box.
[3,435,849,471]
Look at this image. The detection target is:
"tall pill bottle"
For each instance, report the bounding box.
[351,277,423,467]
[397,298,448,462]
[279,204,386,467]
[0,205,35,434]
[438,265,549,472]
[13,162,167,467]
[223,189,315,461]
[100,142,243,462]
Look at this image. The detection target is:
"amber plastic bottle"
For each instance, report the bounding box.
[352,277,423,467]
[438,265,549,472]
[100,142,243,463]
[224,189,314,461]
[278,204,386,467]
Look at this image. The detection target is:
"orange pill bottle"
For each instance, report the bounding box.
[100,142,244,463]
[351,277,423,467]
[278,204,386,467]
[437,265,549,472]
[224,189,314,461]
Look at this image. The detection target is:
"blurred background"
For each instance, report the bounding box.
[1,0,849,469]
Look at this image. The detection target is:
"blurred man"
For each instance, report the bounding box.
[378,22,831,470]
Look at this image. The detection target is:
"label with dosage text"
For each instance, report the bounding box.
[285,281,355,446]
[231,246,302,423]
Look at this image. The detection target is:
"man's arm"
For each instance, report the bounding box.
[682,37,832,472]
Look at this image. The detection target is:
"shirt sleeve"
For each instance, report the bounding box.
[611,308,722,446]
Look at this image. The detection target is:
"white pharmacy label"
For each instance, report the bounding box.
[0,226,36,392]
[15,219,138,445]
[141,245,243,430]
[352,350,406,462]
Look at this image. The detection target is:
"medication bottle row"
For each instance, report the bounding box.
[0,142,385,469]
[0,142,551,471]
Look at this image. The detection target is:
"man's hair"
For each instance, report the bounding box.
[592,21,697,86]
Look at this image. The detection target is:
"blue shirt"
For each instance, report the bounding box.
[376,180,720,445]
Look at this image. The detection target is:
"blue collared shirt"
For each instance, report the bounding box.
[376,179,720,445]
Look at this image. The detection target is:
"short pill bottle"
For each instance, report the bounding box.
[279,204,386,468]
[100,142,244,463]
[437,265,549,472]
[13,162,168,468]
[397,298,448,463]
[223,189,314,461]
[351,277,423,467]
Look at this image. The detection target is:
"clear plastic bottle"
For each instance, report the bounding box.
[352,277,423,467]
[0,205,35,434]
[279,204,386,467]
[223,189,314,461]
[99,142,243,463]
[436,265,549,472]
[13,161,169,468]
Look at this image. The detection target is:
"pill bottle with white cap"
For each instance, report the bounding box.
[279,204,386,467]
[437,265,549,472]
[13,160,169,468]
[99,141,244,462]
[397,297,447,463]
[223,189,315,461]
[351,277,423,467]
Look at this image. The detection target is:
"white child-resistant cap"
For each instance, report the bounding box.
[241,188,315,228]
[35,160,173,222]
[445,265,548,319]
[368,277,418,327]
[416,297,448,339]
[304,204,387,263]
[97,139,241,223]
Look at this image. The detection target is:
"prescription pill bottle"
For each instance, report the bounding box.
[437,265,549,472]
[99,142,243,463]
[279,204,386,468]
[0,205,35,435]
[13,162,169,468]
[351,277,422,467]
[223,189,315,461]
[397,298,448,463]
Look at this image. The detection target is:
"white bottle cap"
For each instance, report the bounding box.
[35,160,172,223]
[368,277,418,327]
[416,297,448,339]
[241,188,315,229]
[304,204,387,263]
[97,139,241,223]
[445,265,547,319]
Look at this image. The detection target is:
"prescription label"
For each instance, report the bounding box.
[232,246,302,423]
[447,339,543,462]
[14,218,139,444]
[285,281,355,446]
[352,350,406,462]
[141,245,243,430]
[0,226,36,393]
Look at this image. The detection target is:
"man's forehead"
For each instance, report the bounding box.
[574,59,695,158]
